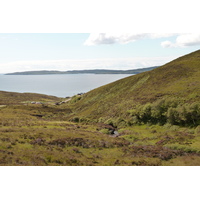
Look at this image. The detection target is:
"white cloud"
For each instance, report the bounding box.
[162,33,200,48]
[84,33,178,46]
[176,33,200,47]
[149,33,179,39]
[0,56,177,74]
[84,33,200,48]
[84,33,156,45]
[161,41,176,48]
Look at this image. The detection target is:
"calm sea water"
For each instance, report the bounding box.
[0,74,132,97]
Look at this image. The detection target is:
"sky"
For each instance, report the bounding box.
[0,33,200,73]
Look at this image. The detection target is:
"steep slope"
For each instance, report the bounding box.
[69,50,200,125]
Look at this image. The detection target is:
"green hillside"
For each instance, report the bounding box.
[68,50,200,127]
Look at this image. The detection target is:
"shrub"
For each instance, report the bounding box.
[71,117,80,123]
[195,126,200,135]
[128,99,200,127]
[167,107,179,125]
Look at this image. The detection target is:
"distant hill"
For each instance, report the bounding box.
[67,49,200,127]
[5,66,158,75]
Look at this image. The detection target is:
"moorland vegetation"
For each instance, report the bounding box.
[1,50,200,166]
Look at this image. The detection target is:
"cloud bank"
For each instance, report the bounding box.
[84,33,200,48]
[161,33,200,48]
[84,33,178,46]
[0,56,177,74]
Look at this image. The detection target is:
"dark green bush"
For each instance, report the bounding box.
[128,99,200,127]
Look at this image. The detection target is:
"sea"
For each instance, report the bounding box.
[0,74,132,97]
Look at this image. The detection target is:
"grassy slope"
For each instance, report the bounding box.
[0,91,60,105]
[69,50,200,121]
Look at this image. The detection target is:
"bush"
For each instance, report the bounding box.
[167,107,179,125]
[195,126,200,135]
[71,117,80,123]
[128,99,200,127]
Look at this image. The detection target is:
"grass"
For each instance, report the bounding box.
[1,101,200,165]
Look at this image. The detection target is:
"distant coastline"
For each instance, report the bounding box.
[5,66,158,75]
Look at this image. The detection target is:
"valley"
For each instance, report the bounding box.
[1,50,200,166]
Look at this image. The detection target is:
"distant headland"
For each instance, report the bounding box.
[5,66,158,75]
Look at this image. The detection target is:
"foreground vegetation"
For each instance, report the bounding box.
[1,101,200,166]
[1,50,200,166]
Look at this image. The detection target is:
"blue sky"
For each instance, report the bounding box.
[0,33,200,73]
